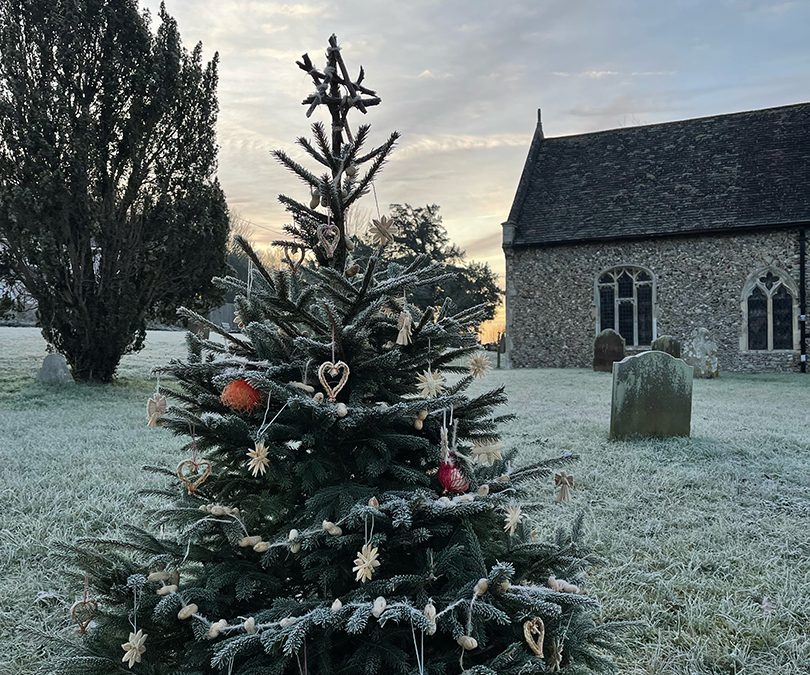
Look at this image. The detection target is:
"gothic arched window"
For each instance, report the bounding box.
[742,269,797,351]
[596,266,655,346]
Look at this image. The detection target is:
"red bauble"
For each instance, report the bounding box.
[438,460,469,494]
[220,379,263,413]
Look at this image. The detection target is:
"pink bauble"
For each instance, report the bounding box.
[438,460,469,494]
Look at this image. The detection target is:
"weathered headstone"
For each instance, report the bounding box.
[593,329,625,372]
[609,351,693,439]
[651,334,682,358]
[683,327,720,378]
[37,353,74,384]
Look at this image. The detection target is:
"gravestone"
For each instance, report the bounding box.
[37,353,74,384]
[651,334,682,358]
[609,351,693,439]
[683,327,720,378]
[593,329,625,372]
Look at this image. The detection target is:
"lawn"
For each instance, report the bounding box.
[1,326,808,674]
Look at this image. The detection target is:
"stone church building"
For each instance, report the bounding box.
[503,102,809,372]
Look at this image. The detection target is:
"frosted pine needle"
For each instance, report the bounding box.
[352,543,381,583]
[246,441,270,477]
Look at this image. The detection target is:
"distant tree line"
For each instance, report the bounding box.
[353,203,501,324]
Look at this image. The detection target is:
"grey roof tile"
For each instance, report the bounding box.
[506,102,810,246]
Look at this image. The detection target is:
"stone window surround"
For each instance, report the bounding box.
[739,265,799,352]
[594,264,658,346]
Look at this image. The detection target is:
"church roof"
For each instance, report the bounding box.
[505,102,810,247]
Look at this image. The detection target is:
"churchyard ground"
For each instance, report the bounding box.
[1,326,808,674]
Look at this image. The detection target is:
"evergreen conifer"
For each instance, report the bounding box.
[54,35,620,675]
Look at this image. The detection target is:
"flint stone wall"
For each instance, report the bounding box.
[505,229,807,372]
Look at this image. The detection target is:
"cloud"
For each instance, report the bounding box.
[553,70,674,78]
[412,69,453,80]
[396,133,532,159]
[141,0,810,274]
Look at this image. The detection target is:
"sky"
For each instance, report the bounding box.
[142,0,810,280]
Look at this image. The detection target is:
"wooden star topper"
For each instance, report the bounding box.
[296,34,381,151]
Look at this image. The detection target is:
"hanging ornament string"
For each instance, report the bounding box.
[410,617,426,675]
[247,259,254,299]
[130,581,140,634]
[190,425,197,463]
[371,182,382,219]
[257,400,290,439]
[146,371,167,428]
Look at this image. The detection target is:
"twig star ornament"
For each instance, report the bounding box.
[352,543,381,583]
[121,629,147,668]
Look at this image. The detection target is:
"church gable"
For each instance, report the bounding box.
[504,102,810,247]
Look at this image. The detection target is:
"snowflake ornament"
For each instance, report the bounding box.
[471,440,503,466]
[503,503,523,536]
[416,369,446,398]
[369,215,395,246]
[121,629,147,669]
[246,441,270,477]
[353,543,381,583]
[468,352,492,378]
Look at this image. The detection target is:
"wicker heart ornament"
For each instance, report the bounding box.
[176,458,212,495]
[70,598,98,635]
[283,246,306,274]
[317,360,350,402]
[317,223,341,258]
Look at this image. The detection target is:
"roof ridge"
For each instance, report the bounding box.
[545,101,810,141]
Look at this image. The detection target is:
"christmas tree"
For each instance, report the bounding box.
[54,35,621,674]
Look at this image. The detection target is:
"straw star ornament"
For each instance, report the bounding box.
[471,440,503,466]
[353,543,381,583]
[246,441,270,477]
[121,629,147,668]
[503,503,523,535]
[468,352,492,378]
[369,215,395,246]
[416,369,446,398]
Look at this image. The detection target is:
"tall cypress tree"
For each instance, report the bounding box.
[0,0,229,382]
[53,35,620,674]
